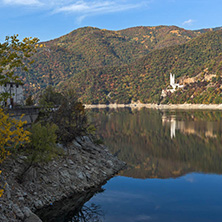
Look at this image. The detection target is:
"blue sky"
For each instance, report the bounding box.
[0,0,221,42]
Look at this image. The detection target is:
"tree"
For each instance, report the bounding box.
[38,86,64,108]
[17,122,61,183]
[52,89,88,146]
[0,35,39,101]
[0,108,30,164]
[0,108,30,196]
[0,35,39,195]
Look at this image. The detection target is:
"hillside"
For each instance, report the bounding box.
[58,29,222,104]
[20,25,212,95]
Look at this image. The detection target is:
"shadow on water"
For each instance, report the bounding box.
[35,187,104,222]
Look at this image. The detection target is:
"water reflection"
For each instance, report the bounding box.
[39,109,222,221]
[162,112,218,139]
[36,187,104,222]
[71,203,103,222]
[88,108,222,179]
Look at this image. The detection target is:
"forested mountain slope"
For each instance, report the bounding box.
[20,25,217,95]
[58,30,222,104]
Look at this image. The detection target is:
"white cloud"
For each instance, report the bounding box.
[3,0,42,6]
[1,0,147,22]
[183,19,195,26]
[54,1,145,18]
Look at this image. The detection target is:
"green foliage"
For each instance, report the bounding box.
[39,86,64,107]
[59,30,222,104]
[51,89,88,145]
[0,35,39,101]
[17,26,211,96]
[27,122,59,163]
[12,27,222,104]
[25,95,34,106]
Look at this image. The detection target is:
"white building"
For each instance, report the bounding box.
[170,73,184,91]
[0,82,24,107]
[161,73,184,97]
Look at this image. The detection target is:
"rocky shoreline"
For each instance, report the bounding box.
[84,103,222,110]
[0,136,125,222]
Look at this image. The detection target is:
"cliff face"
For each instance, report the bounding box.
[0,136,125,222]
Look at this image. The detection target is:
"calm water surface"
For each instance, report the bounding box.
[76,109,222,221]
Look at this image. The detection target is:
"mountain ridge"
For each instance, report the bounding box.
[18,25,222,104]
[58,29,222,104]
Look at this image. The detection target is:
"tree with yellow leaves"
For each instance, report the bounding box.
[0,108,30,164]
[0,35,39,197]
[0,108,30,197]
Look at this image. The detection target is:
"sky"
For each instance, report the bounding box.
[0,0,222,42]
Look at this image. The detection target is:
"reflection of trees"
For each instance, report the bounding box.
[36,187,104,222]
[88,108,222,179]
[71,203,104,222]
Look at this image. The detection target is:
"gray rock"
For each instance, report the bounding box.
[67,159,74,165]
[12,204,24,219]
[107,160,114,168]
[1,137,125,222]
[23,207,32,218]
[34,200,43,209]
[18,196,25,201]
[72,140,82,148]
[24,212,43,222]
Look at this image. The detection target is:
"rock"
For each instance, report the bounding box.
[34,200,43,209]
[76,171,85,180]
[12,204,24,220]
[72,140,82,148]
[1,137,125,222]
[23,207,32,218]
[24,212,43,222]
[107,160,114,168]
[67,159,74,165]
[18,196,25,201]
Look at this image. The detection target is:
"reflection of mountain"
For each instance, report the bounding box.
[88,109,222,179]
[162,113,217,139]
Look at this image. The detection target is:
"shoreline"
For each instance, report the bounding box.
[84,103,222,110]
[0,136,125,222]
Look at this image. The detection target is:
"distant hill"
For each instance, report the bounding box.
[58,29,222,104]
[19,25,222,104]
[21,25,216,95]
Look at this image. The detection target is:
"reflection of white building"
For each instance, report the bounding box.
[162,113,217,139]
[0,82,24,107]
[161,73,184,97]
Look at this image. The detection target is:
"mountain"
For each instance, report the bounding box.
[58,29,222,104]
[20,25,215,96]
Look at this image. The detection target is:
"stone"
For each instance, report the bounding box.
[76,171,85,180]
[34,200,43,209]
[67,159,74,165]
[23,207,32,218]
[18,196,25,201]
[72,140,82,148]
[1,137,125,222]
[24,212,43,222]
[12,204,24,219]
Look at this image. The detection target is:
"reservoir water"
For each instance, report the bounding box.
[63,108,222,222]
